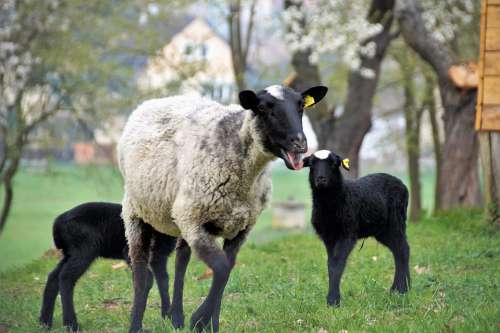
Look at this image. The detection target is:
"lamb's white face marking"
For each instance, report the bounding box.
[265,85,284,100]
[313,150,331,160]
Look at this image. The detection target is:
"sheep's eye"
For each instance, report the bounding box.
[257,104,265,112]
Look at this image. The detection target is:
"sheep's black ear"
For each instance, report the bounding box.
[303,156,312,168]
[239,90,259,110]
[302,86,328,108]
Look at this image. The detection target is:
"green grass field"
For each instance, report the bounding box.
[0,209,498,332]
[0,165,498,332]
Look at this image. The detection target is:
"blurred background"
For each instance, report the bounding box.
[0,0,494,272]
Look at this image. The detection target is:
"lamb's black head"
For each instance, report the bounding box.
[302,150,350,189]
[239,85,328,170]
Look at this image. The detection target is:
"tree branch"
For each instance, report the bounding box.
[395,0,455,80]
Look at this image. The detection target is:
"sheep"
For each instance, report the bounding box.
[117,85,328,332]
[39,202,176,332]
[302,150,410,306]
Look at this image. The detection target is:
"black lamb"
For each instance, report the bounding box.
[39,202,176,331]
[303,150,410,306]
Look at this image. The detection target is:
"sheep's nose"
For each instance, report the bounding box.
[315,176,328,187]
[290,133,307,152]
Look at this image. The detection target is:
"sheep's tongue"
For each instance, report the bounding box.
[286,151,304,170]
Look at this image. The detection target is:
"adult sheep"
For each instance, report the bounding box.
[118,85,328,333]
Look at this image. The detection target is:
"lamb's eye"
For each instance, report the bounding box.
[257,104,265,112]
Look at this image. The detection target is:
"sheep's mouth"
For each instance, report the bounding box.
[281,149,304,170]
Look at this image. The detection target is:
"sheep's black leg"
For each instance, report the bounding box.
[376,233,411,293]
[39,257,67,328]
[150,232,176,319]
[59,254,96,332]
[128,220,153,333]
[326,238,356,306]
[168,238,191,329]
[205,228,250,331]
[190,238,231,333]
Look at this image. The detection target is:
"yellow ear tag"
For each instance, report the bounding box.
[341,158,350,170]
[304,95,315,108]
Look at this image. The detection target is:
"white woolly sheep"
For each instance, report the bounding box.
[118,85,327,333]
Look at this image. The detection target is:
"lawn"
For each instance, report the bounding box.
[0,209,498,332]
[0,164,435,272]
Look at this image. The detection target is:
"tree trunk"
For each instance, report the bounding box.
[437,88,481,208]
[427,85,443,213]
[479,132,500,227]
[0,153,20,234]
[286,0,395,177]
[0,178,14,234]
[401,65,422,222]
[396,0,482,210]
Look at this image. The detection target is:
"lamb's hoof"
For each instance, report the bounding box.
[327,294,341,307]
[39,317,52,329]
[63,321,80,332]
[190,311,213,333]
[167,309,185,329]
[390,285,408,294]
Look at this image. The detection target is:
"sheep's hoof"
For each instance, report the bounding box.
[63,322,80,332]
[38,317,52,329]
[327,295,341,307]
[390,285,408,294]
[167,308,185,329]
[190,311,213,333]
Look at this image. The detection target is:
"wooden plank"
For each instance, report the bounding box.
[482,105,500,130]
[486,27,500,50]
[485,51,500,75]
[483,77,500,104]
[489,0,500,4]
[487,5,500,28]
[477,0,488,130]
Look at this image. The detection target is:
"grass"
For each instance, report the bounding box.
[0,209,499,332]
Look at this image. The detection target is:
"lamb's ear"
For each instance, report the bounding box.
[302,86,328,108]
[303,156,312,168]
[341,158,350,171]
[239,90,259,110]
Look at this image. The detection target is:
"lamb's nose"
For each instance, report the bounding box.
[315,176,327,187]
[290,133,307,152]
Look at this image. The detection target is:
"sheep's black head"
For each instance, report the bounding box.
[302,150,350,189]
[239,85,328,170]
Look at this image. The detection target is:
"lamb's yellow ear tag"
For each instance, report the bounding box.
[341,158,350,171]
[304,95,315,108]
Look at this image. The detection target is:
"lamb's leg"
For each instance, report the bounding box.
[39,257,67,328]
[128,219,153,333]
[59,254,96,332]
[190,237,231,333]
[326,238,356,306]
[150,232,177,319]
[168,238,191,329]
[376,233,411,293]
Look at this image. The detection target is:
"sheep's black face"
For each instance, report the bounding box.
[303,150,349,189]
[239,85,328,170]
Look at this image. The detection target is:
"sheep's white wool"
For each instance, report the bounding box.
[314,150,331,160]
[118,95,274,246]
[265,85,284,100]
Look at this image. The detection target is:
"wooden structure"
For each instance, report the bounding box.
[476,0,500,225]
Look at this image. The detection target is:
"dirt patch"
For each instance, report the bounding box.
[41,248,63,260]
